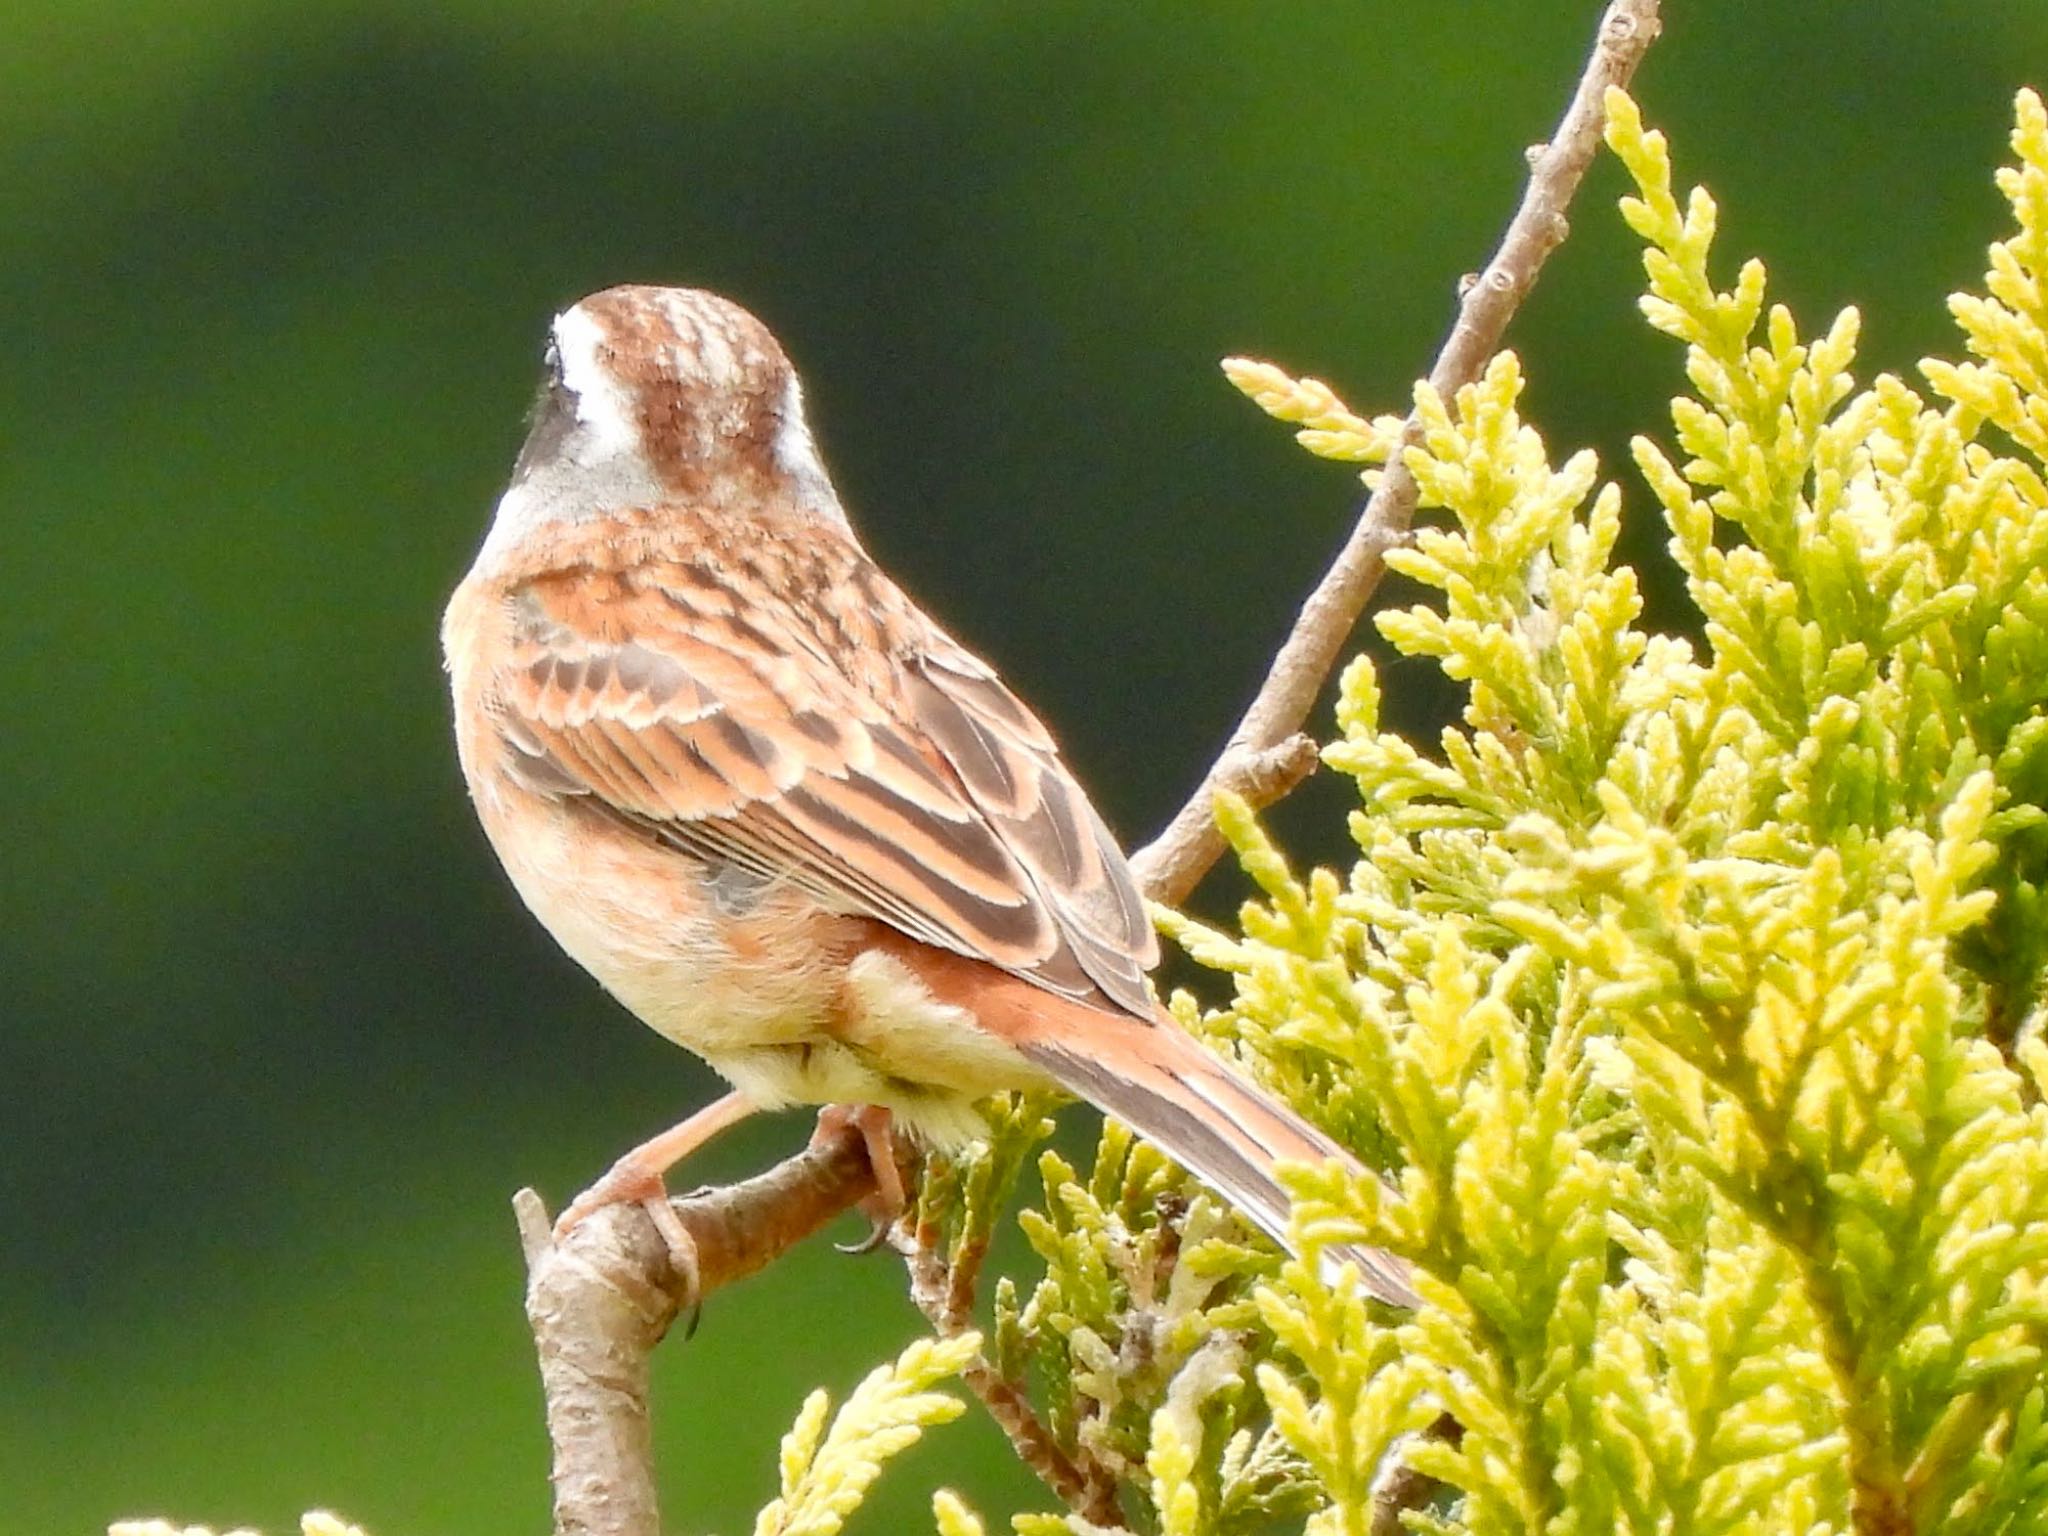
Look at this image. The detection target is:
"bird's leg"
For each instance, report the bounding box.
[812,1104,905,1254]
[554,1090,758,1305]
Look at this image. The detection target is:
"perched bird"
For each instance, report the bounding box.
[442,285,1415,1306]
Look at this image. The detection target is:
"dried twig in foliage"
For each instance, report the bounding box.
[893,1215,1128,1530]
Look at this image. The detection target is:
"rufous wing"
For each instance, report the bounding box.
[485,515,1157,1016]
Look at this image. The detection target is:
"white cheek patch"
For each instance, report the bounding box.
[470,290,857,575]
[552,304,642,456]
[470,307,669,573]
[773,371,849,527]
[773,372,824,478]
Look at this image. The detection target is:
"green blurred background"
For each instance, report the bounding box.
[3,1,2041,1530]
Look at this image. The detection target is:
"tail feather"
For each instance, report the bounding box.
[1014,1011,1419,1308]
[872,930,1419,1306]
[1032,1028,1417,1302]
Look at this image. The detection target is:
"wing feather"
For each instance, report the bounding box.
[488,518,1157,1016]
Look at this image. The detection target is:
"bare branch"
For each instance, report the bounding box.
[518,1124,879,1536]
[1131,0,1664,907]
[522,7,1666,1534]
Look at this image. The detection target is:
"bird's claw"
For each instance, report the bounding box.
[813,1104,908,1255]
[555,1158,707,1329]
[835,1216,894,1256]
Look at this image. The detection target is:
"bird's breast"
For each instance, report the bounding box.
[475,783,848,1058]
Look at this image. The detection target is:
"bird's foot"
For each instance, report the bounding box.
[555,1153,706,1318]
[812,1104,906,1253]
[552,1091,757,1333]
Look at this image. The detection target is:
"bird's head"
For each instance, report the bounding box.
[482,285,844,562]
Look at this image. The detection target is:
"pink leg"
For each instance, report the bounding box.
[555,1091,757,1297]
[811,1104,906,1251]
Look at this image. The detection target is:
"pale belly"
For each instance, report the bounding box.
[474,783,1050,1145]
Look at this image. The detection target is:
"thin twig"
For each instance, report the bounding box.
[1130,0,1665,907]
[894,1218,1129,1529]
[943,1229,990,1331]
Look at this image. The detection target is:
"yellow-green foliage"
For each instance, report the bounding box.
[1161,87,2048,1535]
[787,87,2048,1536]
[753,1332,980,1536]
[1222,357,1406,466]
[913,1103,1333,1536]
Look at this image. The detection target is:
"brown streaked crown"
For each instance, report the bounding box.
[516,285,841,520]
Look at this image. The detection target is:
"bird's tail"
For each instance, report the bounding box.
[976,978,1419,1307]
